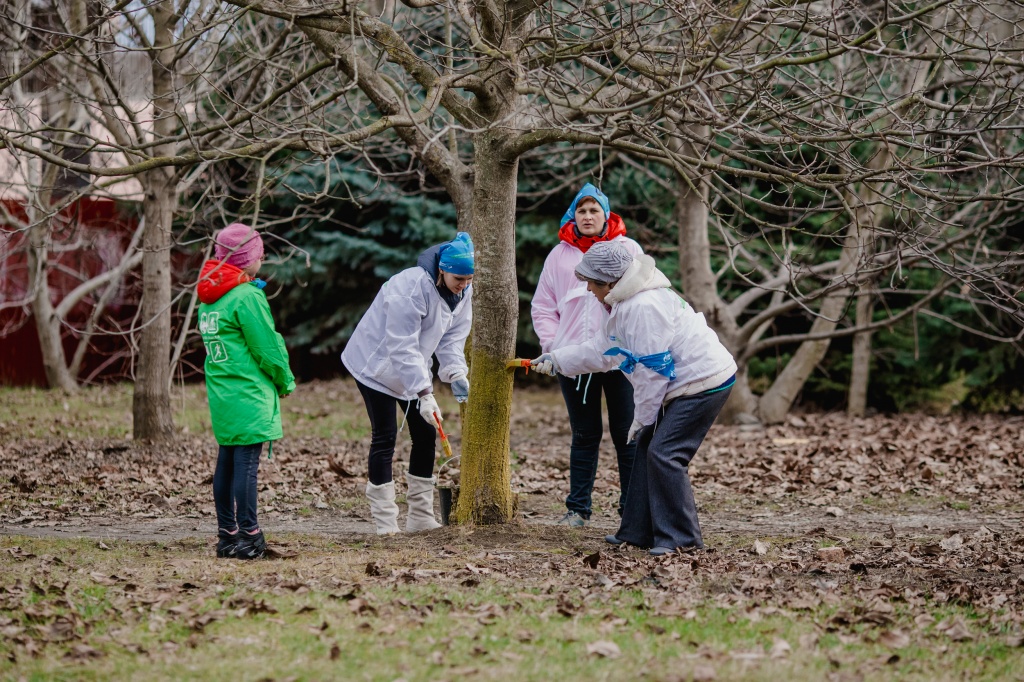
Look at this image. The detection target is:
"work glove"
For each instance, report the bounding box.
[627,419,645,444]
[530,353,560,376]
[418,393,442,428]
[450,373,470,403]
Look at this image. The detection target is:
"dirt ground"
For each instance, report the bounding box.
[2,384,1023,544]
[1,383,1023,680]
[3,501,1021,544]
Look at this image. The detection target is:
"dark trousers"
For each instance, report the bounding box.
[558,371,636,518]
[616,387,731,549]
[356,379,437,485]
[213,442,264,533]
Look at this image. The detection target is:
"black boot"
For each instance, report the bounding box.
[235,529,266,560]
[216,529,239,558]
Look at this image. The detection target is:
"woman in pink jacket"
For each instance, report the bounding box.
[531,183,642,526]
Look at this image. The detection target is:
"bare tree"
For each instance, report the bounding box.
[1,0,352,436]
[5,0,1022,516]
[1,0,145,391]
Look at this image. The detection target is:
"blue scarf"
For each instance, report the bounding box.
[603,347,676,379]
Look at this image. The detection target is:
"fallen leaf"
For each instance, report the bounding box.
[264,546,298,559]
[936,617,973,641]
[878,630,910,648]
[817,547,845,562]
[327,458,356,477]
[940,534,963,551]
[770,638,791,658]
[586,640,621,658]
[64,644,104,660]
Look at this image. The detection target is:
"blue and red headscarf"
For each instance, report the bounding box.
[558,183,627,253]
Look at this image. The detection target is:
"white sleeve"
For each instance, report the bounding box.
[381,280,433,397]
[436,288,472,382]
[617,299,678,425]
[531,251,561,354]
[550,335,618,378]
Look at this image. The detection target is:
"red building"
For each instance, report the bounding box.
[1,197,143,386]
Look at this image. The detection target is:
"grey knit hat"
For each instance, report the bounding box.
[575,241,634,283]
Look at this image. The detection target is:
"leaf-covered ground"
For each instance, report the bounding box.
[0,380,1022,680]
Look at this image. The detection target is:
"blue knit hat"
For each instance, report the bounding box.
[561,183,610,226]
[438,232,475,275]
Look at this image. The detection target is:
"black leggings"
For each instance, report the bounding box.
[356,379,437,485]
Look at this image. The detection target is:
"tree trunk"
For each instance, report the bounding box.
[26,213,77,392]
[673,139,755,422]
[757,143,890,424]
[847,292,873,416]
[453,131,519,524]
[131,2,176,440]
[756,226,861,424]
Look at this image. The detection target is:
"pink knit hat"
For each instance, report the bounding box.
[214,222,264,269]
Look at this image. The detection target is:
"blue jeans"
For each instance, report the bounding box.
[213,442,264,533]
[558,371,636,518]
[615,386,731,549]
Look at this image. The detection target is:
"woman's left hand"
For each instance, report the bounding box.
[451,374,470,403]
[627,419,645,443]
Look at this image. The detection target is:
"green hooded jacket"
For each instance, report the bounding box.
[197,260,296,445]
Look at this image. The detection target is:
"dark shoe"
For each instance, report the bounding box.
[216,529,239,558]
[650,544,703,557]
[557,511,587,528]
[605,535,625,546]
[235,529,266,560]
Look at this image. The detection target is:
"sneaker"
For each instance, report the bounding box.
[235,529,266,560]
[557,511,587,527]
[216,529,239,558]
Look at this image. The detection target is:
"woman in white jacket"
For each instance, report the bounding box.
[342,232,474,534]
[532,241,736,555]
[531,183,642,527]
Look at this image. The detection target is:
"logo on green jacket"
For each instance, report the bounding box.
[200,312,228,363]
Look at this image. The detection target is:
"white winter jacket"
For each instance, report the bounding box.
[341,267,471,401]
[531,237,642,354]
[551,255,736,425]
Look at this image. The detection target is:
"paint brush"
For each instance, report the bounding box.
[434,412,453,459]
[505,358,532,373]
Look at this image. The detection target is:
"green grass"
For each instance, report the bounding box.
[2,535,1019,681]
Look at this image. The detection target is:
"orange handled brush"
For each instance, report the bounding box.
[434,412,453,459]
[506,358,532,373]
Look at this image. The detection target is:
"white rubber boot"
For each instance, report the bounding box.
[405,474,442,532]
[365,481,400,535]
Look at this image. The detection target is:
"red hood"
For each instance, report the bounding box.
[198,260,252,304]
[558,212,627,253]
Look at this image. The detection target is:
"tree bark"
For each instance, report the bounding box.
[26,211,77,392]
[847,292,873,416]
[453,131,519,524]
[131,2,176,440]
[756,224,861,424]
[672,128,755,422]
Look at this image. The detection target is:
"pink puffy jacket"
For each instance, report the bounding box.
[531,236,642,354]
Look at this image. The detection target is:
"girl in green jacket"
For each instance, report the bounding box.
[197,223,296,559]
